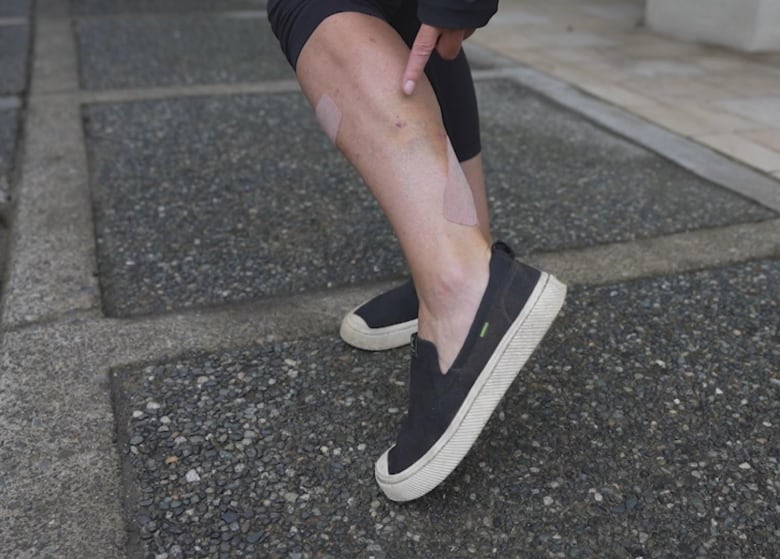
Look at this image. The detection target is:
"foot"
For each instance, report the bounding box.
[374,242,567,502]
[339,280,419,351]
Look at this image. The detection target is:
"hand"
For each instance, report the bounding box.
[402,24,475,95]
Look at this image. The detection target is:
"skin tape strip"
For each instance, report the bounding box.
[443,137,479,227]
[315,94,342,144]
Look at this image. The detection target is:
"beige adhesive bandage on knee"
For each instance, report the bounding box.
[315,94,342,144]
[443,137,479,227]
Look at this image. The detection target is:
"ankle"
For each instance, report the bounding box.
[415,247,490,315]
[414,247,491,372]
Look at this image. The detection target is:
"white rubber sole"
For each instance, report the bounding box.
[374,273,567,502]
[339,311,418,351]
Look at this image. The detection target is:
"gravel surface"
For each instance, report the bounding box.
[0,25,29,96]
[85,92,400,317]
[75,15,290,90]
[0,109,19,286]
[114,259,779,558]
[0,109,19,194]
[84,81,775,317]
[0,0,30,18]
[478,79,775,252]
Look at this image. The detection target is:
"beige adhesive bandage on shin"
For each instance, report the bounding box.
[443,138,479,227]
[315,94,342,144]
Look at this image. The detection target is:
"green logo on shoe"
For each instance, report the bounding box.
[480,322,489,338]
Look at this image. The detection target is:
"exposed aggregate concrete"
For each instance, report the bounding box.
[0,25,29,96]
[75,15,290,90]
[115,259,779,559]
[84,82,774,317]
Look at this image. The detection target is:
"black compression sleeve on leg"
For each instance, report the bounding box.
[426,50,482,162]
[389,0,482,162]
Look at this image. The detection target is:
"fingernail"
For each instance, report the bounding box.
[403,80,415,95]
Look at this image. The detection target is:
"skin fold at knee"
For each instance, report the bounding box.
[443,137,479,227]
[315,94,342,144]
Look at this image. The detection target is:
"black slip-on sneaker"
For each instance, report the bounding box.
[340,279,419,351]
[374,242,566,502]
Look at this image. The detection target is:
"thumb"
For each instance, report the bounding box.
[402,25,440,95]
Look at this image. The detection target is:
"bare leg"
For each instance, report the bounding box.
[460,154,491,242]
[297,13,490,372]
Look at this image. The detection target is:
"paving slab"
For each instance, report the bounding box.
[84,81,776,317]
[478,79,776,250]
[0,109,19,188]
[0,107,18,237]
[0,0,30,18]
[75,14,290,90]
[113,259,780,559]
[84,92,399,318]
[70,0,266,15]
[0,109,18,282]
[0,25,29,95]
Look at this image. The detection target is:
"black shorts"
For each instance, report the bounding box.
[267,0,481,161]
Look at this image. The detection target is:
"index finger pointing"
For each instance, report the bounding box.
[402,25,439,95]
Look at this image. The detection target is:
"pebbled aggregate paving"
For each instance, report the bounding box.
[114,259,779,559]
[0,109,18,282]
[85,81,775,317]
[0,25,30,96]
[0,0,30,18]
[85,92,399,317]
[0,109,19,197]
[75,15,290,90]
[478,79,775,252]
[70,0,266,15]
